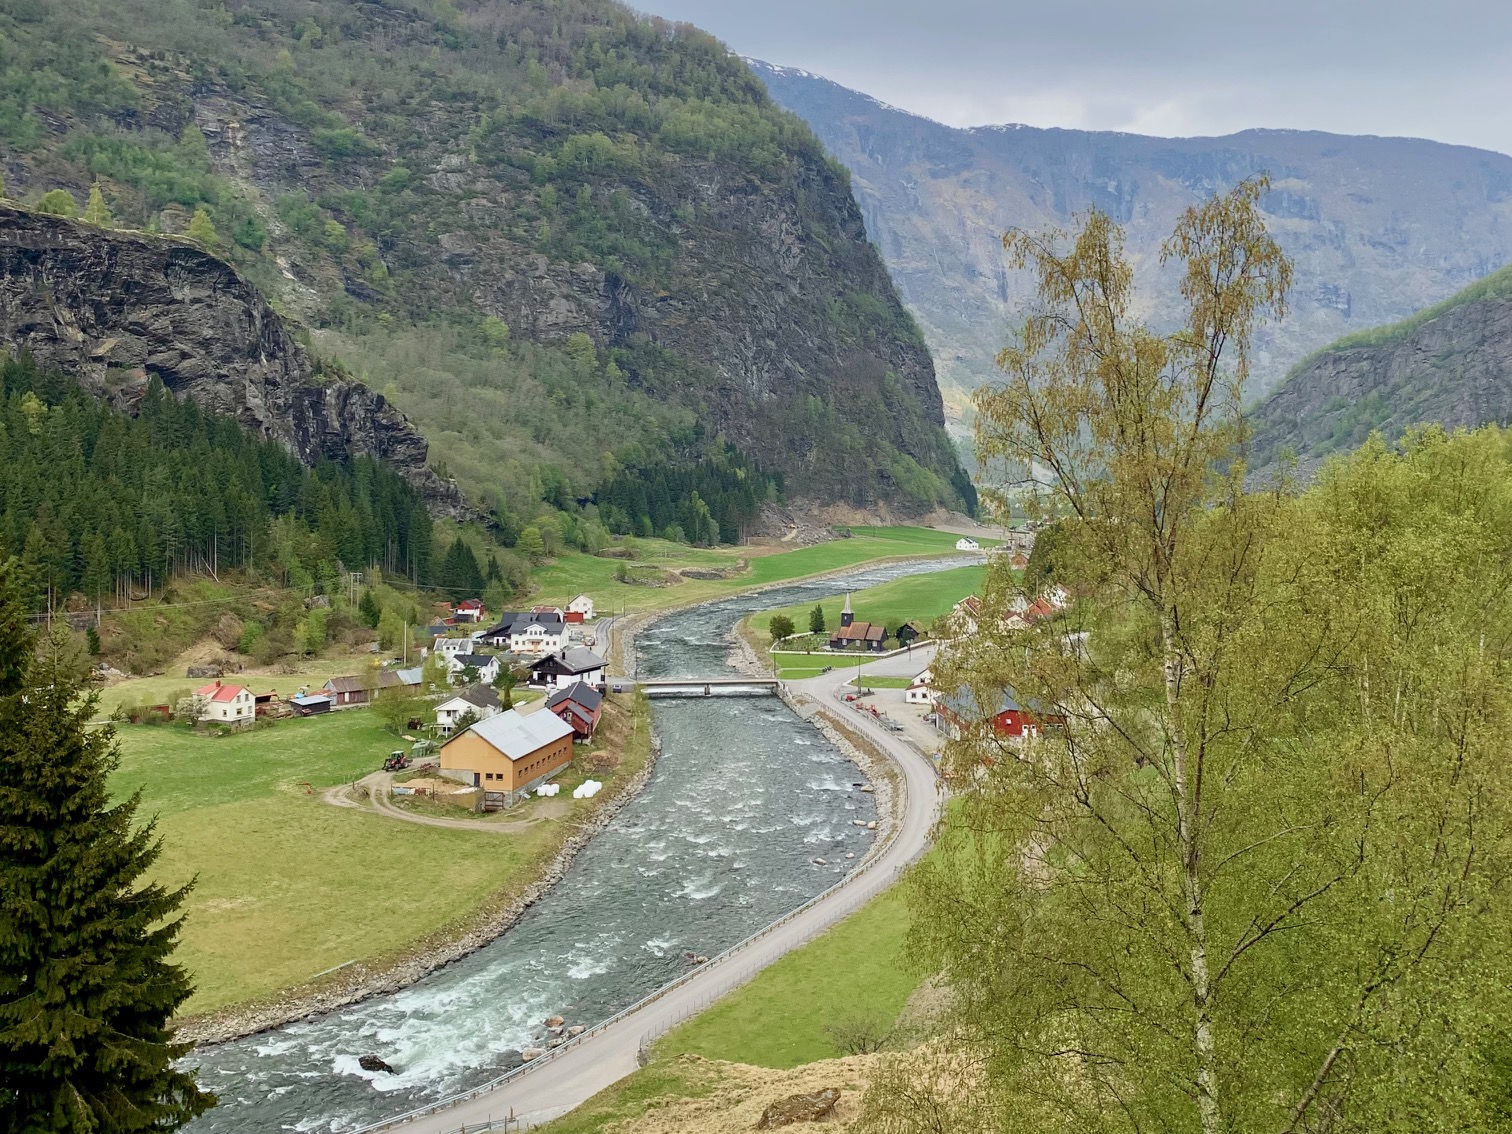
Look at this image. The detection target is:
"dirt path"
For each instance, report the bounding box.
[335,768,566,835]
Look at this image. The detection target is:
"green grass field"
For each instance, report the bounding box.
[766,654,873,680]
[856,675,912,689]
[111,701,649,1017]
[749,563,985,649]
[653,885,919,1068]
[96,658,364,724]
[531,526,985,615]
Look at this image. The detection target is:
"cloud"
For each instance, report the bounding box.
[639,0,1512,154]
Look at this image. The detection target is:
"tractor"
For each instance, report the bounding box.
[382,750,410,772]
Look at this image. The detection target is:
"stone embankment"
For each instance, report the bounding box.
[176,732,662,1047]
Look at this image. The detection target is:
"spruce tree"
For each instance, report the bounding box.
[808,603,826,634]
[358,587,381,629]
[0,559,214,1130]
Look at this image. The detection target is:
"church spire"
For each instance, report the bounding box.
[840,592,854,628]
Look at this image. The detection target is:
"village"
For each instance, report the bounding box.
[111,519,1061,832]
[148,590,617,818]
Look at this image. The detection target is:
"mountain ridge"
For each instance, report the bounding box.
[1247,262,1512,472]
[746,59,1512,425]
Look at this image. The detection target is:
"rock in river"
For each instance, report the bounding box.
[358,1055,394,1074]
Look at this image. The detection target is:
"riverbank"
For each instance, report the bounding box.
[612,548,981,675]
[174,696,659,1047]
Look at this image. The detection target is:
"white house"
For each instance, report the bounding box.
[431,636,474,658]
[435,684,504,736]
[448,653,502,685]
[510,613,568,655]
[905,667,936,706]
[566,593,595,620]
[191,680,255,724]
[529,647,606,691]
[955,537,980,551]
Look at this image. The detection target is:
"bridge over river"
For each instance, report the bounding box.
[612,676,780,696]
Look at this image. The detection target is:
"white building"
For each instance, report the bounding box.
[510,613,568,655]
[567,593,595,620]
[430,636,474,658]
[447,653,502,685]
[529,647,607,691]
[435,684,504,736]
[191,680,255,724]
[955,537,980,551]
[905,667,936,706]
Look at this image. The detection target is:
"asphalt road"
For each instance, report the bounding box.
[381,646,941,1133]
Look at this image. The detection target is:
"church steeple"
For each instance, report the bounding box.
[840,592,854,628]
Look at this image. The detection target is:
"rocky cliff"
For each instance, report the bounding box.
[0,2,971,515]
[0,205,465,515]
[1247,265,1512,472]
[749,60,1512,425]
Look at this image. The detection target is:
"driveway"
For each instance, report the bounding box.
[371,651,943,1132]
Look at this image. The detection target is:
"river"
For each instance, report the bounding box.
[184,556,971,1133]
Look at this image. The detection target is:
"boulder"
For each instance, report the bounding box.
[544,1015,565,1028]
[756,1087,841,1129]
[521,1047,546,1061]
[567,1025,585,1037]
[186,664,222,679]
[358,1054,394,1074]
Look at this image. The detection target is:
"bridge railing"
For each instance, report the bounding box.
[345,696,923,1134]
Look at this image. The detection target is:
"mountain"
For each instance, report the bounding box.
[0,204,466,515]
[747,60,1512,427]
[0,1,972,522]
[1247,264,1512,471]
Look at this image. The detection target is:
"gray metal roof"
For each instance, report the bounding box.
[464,708,574,761]
[546,680,603,713]
[453,684,502,711]
[534,647,605,674]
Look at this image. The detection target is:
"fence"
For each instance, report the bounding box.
[346,695,928,1134]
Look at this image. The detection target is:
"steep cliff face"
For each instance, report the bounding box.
[1247,266,1512,471]
[0,1,971,514]
[749,60,1512,424]
[0,206,465,515]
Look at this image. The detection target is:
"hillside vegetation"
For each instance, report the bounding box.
[1248,262,1512,469]
[0,0,972,527]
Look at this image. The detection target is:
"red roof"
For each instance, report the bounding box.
[1025,598,1056,620]
[194,681,247,703]
[456,599,484,610]
[833,621,886,642]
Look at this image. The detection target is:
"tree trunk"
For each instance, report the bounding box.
[1161,603,1221,1134]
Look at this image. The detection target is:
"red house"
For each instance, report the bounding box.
[934,688,1063,741]
[545,680,603,739]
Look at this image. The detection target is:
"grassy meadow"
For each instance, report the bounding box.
[112,699,650,1017]
[530,526,985,615]
[750,562,984,641]
[653,885,919,1068]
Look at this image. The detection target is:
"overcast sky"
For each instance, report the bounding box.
[636,0,1512,156]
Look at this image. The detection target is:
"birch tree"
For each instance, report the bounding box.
[867,182,1511,1134]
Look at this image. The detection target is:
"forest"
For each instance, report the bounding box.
[0,355,433,612]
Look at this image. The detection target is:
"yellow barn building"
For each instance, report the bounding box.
[439,708,575,794]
